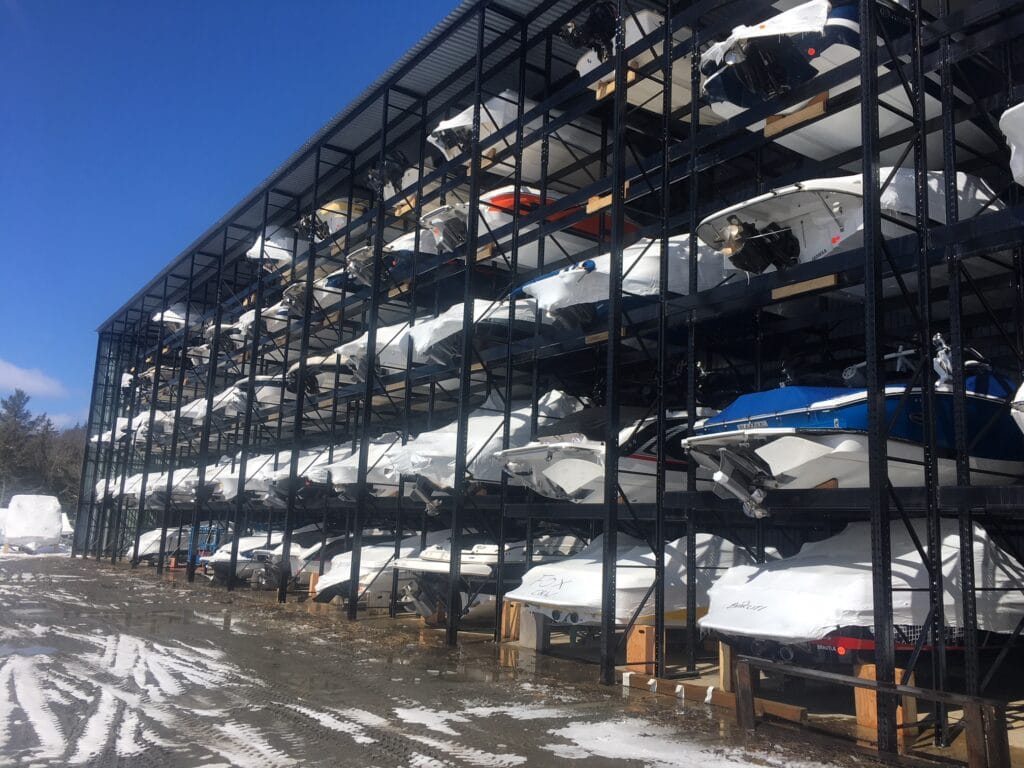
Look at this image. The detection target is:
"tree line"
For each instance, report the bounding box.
[0,390,85,514]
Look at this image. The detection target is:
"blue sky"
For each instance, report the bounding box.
[0,0,459,428]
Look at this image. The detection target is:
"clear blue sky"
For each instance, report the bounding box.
[0,0,460,428]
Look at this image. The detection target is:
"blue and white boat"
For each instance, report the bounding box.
[683,339,1024,518]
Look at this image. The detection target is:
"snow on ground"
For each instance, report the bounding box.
[0,560,860,767]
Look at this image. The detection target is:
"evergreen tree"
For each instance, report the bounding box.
[0,390,84,511]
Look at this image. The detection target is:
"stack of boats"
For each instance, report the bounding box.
[92,0,1024,664]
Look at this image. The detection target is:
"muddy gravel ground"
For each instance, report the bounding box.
[0,554,878,767]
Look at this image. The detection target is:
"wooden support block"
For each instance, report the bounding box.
[719,641,735,693]
[465,147,497,172]
[500,600,521,642]
[771,273,838,301]
[619,672,807,724]
[388,281,410,298]
[853,664,918,752]
[625,625,657,673]
[584,328,626,345]
[308,572,319,596]
[475,242,494,263]
[765,93,828,138]
[595,67,637,100]
[964,701,988,768]
[517,609,550,651]
[735,660,759,733]
[393,195,417,218]
[586,180,631,214]
[470,361,485,372]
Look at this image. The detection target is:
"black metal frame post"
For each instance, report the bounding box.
[156,253,198,574]
[94,319,130,559]
[860,0,897,753]
[72,332,107,557]
[349,90,394,621]
[599,0,630,686]
[940,0,980,700]
[278,146,325,603]
[131,275,170,566]
[186,243,226,582]
[110,311,147,563]
[910,0,949,744]
[444,6,487,647]
[227,193,272,591]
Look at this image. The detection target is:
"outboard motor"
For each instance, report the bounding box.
[366,150,408,198]
[701,1,860,110]
[721,217,800,274]
[430,125,472,158]
[285,369,319,398]
[558,2,617,61]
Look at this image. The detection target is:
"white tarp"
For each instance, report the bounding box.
[383,390,584,488]
[268,444,346,486]
[506,533,760,625]
[522,236,727,312]
[316,531,452,598]
[152,302,203,329]
[701,520,1024,643]
[90,417,131,444]
[429,91,521,159]
[406,299,542,355]
[246,232,299,268]
[336,320,417,373]
[2,495,62,550]
[323,435,399,489]
[336,299,545,373]
[1001,102,1024,185]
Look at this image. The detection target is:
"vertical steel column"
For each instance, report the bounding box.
[938,0,978,698]
[860,0,897,753]
[95,321,131,559]
[111,313,147,563]
[278,146,324,603]
[131,275,171,565]
[394,99,430,617]
[72,332,107,557]
[494,18,529,643]
[156,254,198,573]
[529,35,553,442]
[910,0,948,744]
[684,18,701,675]
[445,6,487,646]
[227,192,273,591]
[653,0,674,679]
[600,0,629,685]
[187,242,227,582]
[349,91,394,621]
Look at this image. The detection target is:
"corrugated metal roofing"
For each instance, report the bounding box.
[100,0,492,330]
[99,0,682,330]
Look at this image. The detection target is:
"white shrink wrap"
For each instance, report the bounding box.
[506,533,761,626]
[3,495,63,550]
[523,237,726,312]
[385,390,584,488]
[701,520,1024,643]
[1000,102,1024,185]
